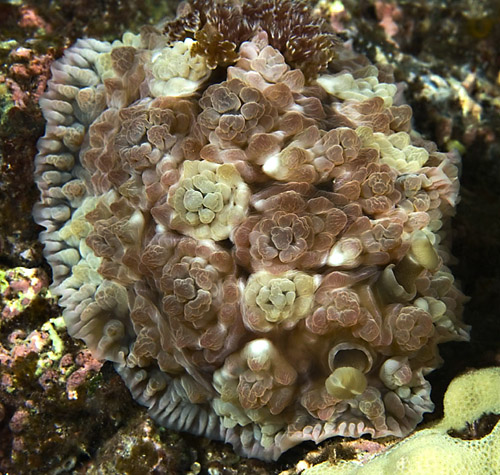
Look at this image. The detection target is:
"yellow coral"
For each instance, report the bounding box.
[437,367,500,431]
[304,367,500,475]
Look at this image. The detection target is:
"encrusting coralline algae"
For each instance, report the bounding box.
[33,0,469,461]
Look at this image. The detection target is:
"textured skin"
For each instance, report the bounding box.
[34,1,468,461]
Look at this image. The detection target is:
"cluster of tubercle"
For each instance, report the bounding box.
[33,0,469,461]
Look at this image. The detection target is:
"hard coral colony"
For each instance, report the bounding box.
[33,0,469,461]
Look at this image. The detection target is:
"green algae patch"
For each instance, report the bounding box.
[36,316,66,376]
[0,83,15,133]
[0,267,51,328]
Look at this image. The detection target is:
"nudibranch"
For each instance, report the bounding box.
[34,0,469,460]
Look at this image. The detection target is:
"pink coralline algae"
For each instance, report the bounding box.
[0,267,49,321]
[3,47,55,109]
[33,0,469,461]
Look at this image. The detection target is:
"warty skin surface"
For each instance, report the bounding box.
[33,0,469,461]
